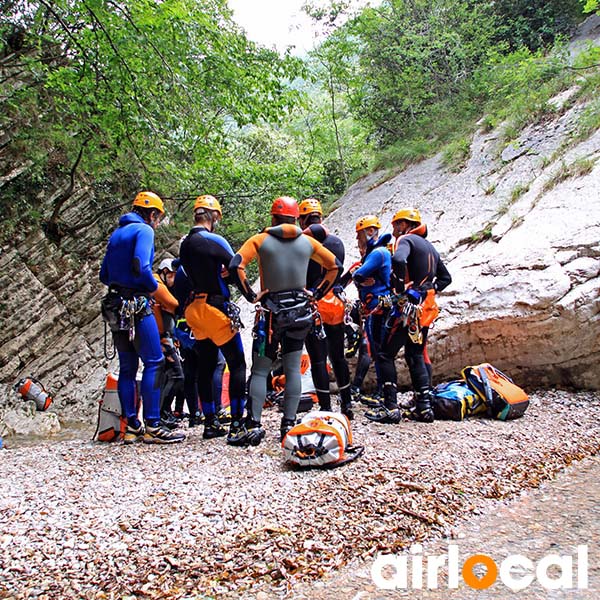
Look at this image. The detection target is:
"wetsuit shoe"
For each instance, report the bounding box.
[143,424,186,444]
[216,407,232,425]
[280,417,297,442]
[411,407,435,423]
[123,424,145,444]
[188,412,204,428]
[203,417,228,439]
[413,391,435,423]
[341,403,354,421]
[365,405,402,424]
[160,412,180,430]
[360,392,383,408]
[226,420,248,446]
[350,385,362,403]
[241,419,266,447]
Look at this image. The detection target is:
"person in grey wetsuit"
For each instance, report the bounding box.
[229,196,342,445]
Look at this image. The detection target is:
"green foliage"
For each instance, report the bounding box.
[582,0,600,14]
[473,44,572,134]
[573,100,600,141]
[338,0,497,144]
[0,0,306,238]
[442,137,472,172]
[470,224,494,243]
[371,138,433,173]
[0,0,597,252]
[491,0,583,51]
[542,157,596,192]
[491,181,530,217]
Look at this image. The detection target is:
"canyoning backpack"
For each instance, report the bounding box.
[93,373,141,442]
[282,411,364,469]
[461,363,529,420]
[13,377,53,411]
[431,380,487,421]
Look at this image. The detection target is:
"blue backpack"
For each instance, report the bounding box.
[431,380,487,421]
[172,319,196,350]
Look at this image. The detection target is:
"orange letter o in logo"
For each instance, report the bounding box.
[462,554,498,590]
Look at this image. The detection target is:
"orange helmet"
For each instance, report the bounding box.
[271,196,299,218]
[299,198,323,216]
[392,207,421,224]
[194,194,222,216]
[133,191,164,214]
[355,214,381,232]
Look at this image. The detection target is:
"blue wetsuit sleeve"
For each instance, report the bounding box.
[99,252,109,285]
[133,226,158,292]
[353,250,382,284]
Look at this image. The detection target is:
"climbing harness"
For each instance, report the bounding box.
[119,296,150,342]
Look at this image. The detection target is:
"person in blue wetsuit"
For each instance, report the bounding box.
[99,191,185,444]
[345,215,392,411]
[178,195,247,444]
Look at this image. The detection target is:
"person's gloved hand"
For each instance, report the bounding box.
[391,274,405,294]
[405,288,421,305]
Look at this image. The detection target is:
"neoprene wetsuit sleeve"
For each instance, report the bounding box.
[152,276,178,314]
[228,233,266,302]
[99,252,109,285]
[434,259,452,292]
[353,250,383,284]
[133,225,158,293]
[339,260,361,288]
[306,238,342,299]
[391,239,410,284]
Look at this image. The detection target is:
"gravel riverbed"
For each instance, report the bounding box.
[1,390,599,600]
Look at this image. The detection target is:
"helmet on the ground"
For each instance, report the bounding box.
[392,208,421,224]
[355,215,381,232]
[158,258,176,273]
[133,191,164,214]
[299,198,323,216]
[271,196,299,218]
[193,194,222,216]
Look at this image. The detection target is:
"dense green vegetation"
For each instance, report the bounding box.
[0,0,598,251]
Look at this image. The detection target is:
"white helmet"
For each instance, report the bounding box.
[158,258,176,273]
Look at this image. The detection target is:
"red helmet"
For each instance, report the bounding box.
[270,196,299,218]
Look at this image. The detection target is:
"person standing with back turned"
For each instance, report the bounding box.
[298,198,354,420]
[100,191,185,444]
[178,195,248,445]
[229,196,342,445]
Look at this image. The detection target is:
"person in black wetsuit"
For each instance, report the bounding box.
[299,198,354,420]
[178,195,247,444]
[367,207,452,424]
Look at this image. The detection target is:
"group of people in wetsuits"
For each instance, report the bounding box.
[99,191,451,446]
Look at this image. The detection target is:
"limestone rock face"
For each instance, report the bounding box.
[1,402,61,437]
[326,110,600,391]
